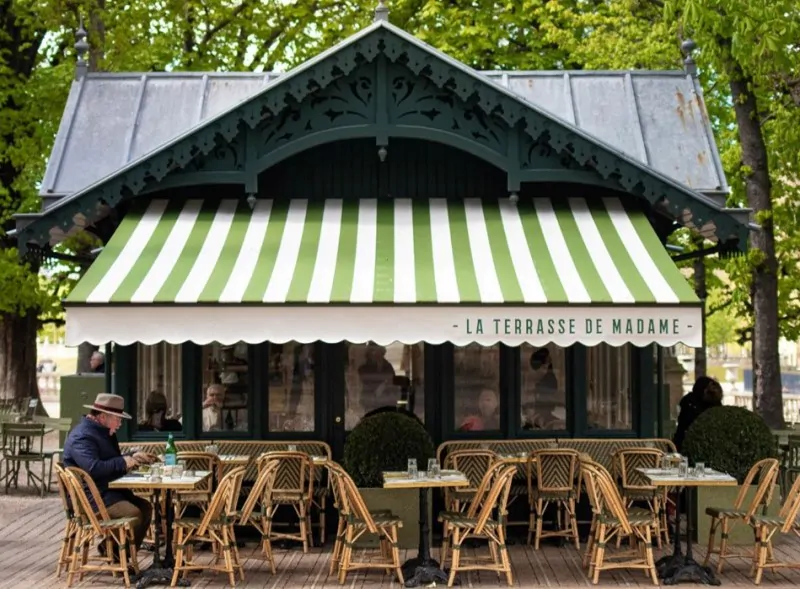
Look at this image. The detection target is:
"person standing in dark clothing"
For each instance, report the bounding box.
[673,376,724,452]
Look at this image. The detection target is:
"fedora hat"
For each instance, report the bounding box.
[83,393,132,419]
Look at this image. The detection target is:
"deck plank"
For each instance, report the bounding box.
[4,497,800,588]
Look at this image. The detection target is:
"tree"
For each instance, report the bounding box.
[664,0,800,427]
[0,0,363,403]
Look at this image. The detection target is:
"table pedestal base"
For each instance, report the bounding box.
[402,557,451,587]
[134,565,190,589]
[659,557,720,587]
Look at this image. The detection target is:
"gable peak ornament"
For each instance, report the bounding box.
[75,17,89,80]
[374,0,389,22]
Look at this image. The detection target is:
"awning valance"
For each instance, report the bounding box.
[65,197,701,347]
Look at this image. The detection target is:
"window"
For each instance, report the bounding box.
[201,342,249,433]
[268,342,315,432]
[453,344,500,432]
[587,343,633,430]
[136,343,182,432]
[519,344,567,431]
[344,342,424,430]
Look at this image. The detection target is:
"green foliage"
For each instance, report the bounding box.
[683,406,777,483]
[344,411,434,488]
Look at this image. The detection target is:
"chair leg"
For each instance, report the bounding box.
[716,518,729,574]
[592,524,607,585]
[171,528,185,587]
[447,529,461,588]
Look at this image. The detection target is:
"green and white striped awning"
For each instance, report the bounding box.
[66,197,701,347]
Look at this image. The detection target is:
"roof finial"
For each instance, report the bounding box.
[681,38,698,77]
[75,16,89,80]
[374,0,389,22]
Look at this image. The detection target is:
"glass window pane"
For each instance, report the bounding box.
[454,344,500,432]
[268,342,315,432]
[201,342,249,433]
[345,342,424,430]
[587,343,633,430]
[520,344,567,430]
[136,343,183,432]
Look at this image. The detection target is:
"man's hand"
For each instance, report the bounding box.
[202,398,218,409]
[133,452,157,465]
[124,456,138,471]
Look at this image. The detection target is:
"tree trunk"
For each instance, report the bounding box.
[729,67,783,428]
[694,241,707,378]
[0,311,46,414]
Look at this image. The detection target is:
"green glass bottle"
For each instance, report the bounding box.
[164,433,177,466]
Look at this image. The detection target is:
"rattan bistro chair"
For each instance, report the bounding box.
[171,467,247,587]
[173,451,220,518]
[749,473,800,584]
[612,447,669,547]
[439,465,517,588]
[255,451,315,552]
[527,448,581,550]
[63,467,139,588]
[328,462,404,585]
[239,459,281,574]
[704,458,780,573]
[581,462,659,586]
[53,463,80,578]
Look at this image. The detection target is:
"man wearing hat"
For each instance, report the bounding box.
[63,393,157,560]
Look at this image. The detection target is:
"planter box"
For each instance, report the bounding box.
[356,487,429,550]
[696,484,781,546]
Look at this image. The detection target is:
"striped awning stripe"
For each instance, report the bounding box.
[65,197,701,347]
[68,197,697,306]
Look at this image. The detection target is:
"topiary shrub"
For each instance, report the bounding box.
[344,411,435,487]
[683,405,777,484]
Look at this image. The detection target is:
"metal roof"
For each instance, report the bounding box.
[39,62,729,202]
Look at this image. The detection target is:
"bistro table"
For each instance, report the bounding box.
[638,467,737,586]
[110,470,212,589]
[383,469,469,588]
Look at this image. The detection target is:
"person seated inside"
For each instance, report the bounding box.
[62,393,157,563]
[522,401,566,430]
[138,390,182,432]
[459,387,501,431]
[90,350,105,373]
[357,343,397,413]
[202,384,226,432]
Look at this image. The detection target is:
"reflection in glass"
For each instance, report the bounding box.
[520,344,567,430]
[136,343,183,432]
[268,342,315,432]
[345,343,424,430]
[587,343,633,430]
[201,342,249,432]
[454,344,500,431]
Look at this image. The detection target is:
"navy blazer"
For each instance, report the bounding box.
[63,416,131,507]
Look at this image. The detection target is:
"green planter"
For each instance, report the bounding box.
[355,487,427,550]
[696,484,781,546]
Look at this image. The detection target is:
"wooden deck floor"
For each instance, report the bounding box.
[3,495,800,588]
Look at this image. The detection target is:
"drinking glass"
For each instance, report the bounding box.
[172,464,184,479]
[660,456,671,471]
[408,458,418,479]
[427,458,440,478]
[678,457,689,477]
[695,462,705,478]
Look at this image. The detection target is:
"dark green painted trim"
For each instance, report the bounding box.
[115,344,136,442]
[375,54,389,147]
[637,345,656,438]
[571,345,587,436]
[253,125,509,177]
[121,340,657,445]
[140,172,246,194]
[518,170,622,187]
[16,26,749,251]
